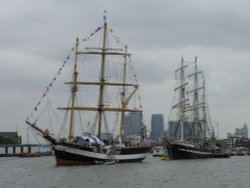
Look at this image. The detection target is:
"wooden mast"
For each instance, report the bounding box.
[119,45,128,143]
[97,20,107,139]
[68,38,79,143]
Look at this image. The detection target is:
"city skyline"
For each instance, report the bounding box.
[227,123,248,139]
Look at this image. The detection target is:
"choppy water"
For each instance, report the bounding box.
[0,155,249,188]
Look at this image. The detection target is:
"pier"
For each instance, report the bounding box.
[0,144,52,157]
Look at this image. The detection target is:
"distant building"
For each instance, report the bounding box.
[0,132,22,144]
[150,114,165,142]
[238,138,250,149]
[215,139,229,150]
[226,133,238,149]
[124,112,143,137]
[235,123,248,138]
[227,124,249,149]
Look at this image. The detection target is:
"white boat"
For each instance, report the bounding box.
[152,146,164,157]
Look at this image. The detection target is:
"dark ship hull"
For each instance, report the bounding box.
[167,142,213,160]
[53,143,151,165]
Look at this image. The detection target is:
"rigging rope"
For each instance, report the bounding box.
[90,113,98,135]
[26,48,74,121]
[26,23,104,123]
[103,112,110,135]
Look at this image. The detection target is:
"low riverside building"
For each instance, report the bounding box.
[0,132,21,144]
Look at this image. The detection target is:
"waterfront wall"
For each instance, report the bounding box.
[0,144,52,157]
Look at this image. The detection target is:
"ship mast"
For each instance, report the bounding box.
[193,57,199,122]
[186,57,204,143]
[68,38,79,143]
[179,57,186,141]
[201,72,207,139]
[192,57,199,142]
[119,45,128,143]
[97,20,108,139]
[172,57,188,142]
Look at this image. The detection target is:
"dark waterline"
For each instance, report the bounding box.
[0,155,249,188]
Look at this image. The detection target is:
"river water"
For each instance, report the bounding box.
[0,155,249,188]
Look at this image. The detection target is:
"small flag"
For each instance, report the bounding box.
[95,26,102,32]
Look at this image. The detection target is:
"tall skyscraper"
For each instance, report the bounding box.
[124,112,143,136]
[150,114,165,142]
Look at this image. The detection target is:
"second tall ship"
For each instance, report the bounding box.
[166,57,215,160]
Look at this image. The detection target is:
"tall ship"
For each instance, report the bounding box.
[166,57,214,159]
[25,15,151,165]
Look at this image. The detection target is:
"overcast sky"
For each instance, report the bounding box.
[1,0,250,140]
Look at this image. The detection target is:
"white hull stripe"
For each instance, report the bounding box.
[55,145,149,160]
[179,148,212,155]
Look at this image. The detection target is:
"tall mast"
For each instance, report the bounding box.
[68,38,79,143]
[119,45,128,143]
[171,57,188,141]
[179,57,186,141]
[193,57,199,140]
[97,20,108,139]
[193,57,199,120]
[201,72,207,139]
